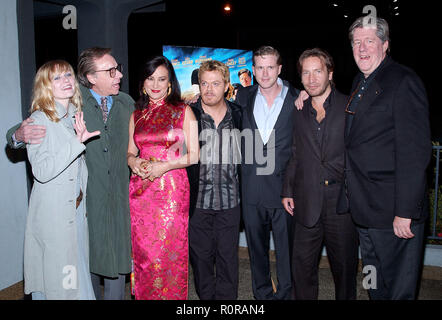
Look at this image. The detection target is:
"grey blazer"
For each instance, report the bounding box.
[24,102,88,299]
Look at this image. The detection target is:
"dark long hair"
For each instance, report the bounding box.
[135,56,182,110]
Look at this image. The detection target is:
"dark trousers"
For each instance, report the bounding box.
[292,209,359,300]
[243,204,293,300]
[357,222,425,300]
[189,206,241,300]
[91,273,126,300]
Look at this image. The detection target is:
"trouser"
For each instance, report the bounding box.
[189,206,241,300]
[242,204,293,300]
[91,273,127,300]
[291,210,358,300]
[357,222,425,300]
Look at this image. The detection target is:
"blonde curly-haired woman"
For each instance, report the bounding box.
[24,60,99,300]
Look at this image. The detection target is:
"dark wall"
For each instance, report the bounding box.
[31,0,440,139]
[127,0,440,139]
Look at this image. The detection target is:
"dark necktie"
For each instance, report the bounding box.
[100,97,108,123]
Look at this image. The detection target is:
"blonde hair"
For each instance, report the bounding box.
[198,60,230,84]
[253,46,282,66]
[31,60,82,122]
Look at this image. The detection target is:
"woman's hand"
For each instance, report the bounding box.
[74,112,100,143]
[145,161,168,181]
[128,155,149,179]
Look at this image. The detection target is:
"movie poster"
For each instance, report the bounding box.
[163,45,253,100]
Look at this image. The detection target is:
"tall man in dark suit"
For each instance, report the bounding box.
[343,17,431,299]
[235,46,299,300]
[282,48,359,300]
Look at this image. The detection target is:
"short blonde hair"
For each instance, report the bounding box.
[198,60,230,84]
[31,60,82,122]
[253,46,282,66]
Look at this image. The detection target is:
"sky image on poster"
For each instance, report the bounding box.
[163,45,253,97]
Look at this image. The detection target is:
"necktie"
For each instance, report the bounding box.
[100,97,108,123]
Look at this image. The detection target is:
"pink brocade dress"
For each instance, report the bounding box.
[129,100,189,300]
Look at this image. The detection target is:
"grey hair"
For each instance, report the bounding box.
[349,16,390,51]
[77,47,112,88]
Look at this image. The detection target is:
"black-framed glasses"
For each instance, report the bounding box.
[94,64,123,78]
[345,81,361,115]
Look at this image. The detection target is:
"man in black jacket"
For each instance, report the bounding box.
[187,60,242,300]
[282,48,358,300]
[343,16,431,299]
[235,46,299,300]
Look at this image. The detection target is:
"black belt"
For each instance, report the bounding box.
[321,180,337,186]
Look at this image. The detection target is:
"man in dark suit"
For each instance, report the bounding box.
[235,46,299,300]
[282,48,359,300]
[343,17,431,299]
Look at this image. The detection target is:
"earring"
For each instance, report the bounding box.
[167,84,172,96]
[142,88,147,95]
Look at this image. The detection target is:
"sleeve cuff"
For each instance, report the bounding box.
[11,133,24,148]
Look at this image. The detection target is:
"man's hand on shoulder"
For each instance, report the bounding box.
[294,90,309,110]
[15,118,46,145]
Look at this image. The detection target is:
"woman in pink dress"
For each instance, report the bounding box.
[127,56,199,300]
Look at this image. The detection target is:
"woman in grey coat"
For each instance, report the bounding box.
[25,60,100,300]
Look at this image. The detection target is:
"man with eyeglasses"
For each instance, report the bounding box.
[342,16,431,300]
[6,47,134,300]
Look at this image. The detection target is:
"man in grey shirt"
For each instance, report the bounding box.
[187,60,242,300]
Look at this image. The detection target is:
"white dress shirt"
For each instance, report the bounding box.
[253,78,288,144]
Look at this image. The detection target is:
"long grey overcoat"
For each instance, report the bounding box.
[24,102,88,299]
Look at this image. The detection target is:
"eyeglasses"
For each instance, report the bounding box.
[345,81,361,115]
[94,64,123,78]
